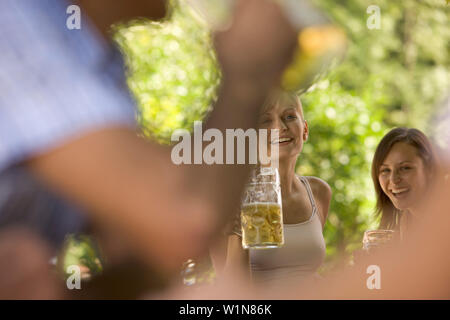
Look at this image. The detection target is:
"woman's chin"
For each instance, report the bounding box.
[392,201,414,212]
[281,147,300,157]
[267,147,300,164]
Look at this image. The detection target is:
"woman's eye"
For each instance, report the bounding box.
[380,168,390,174]
[285,115,296,120]
[400,166,411,171]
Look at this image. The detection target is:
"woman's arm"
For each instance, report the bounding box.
[210,234,250,279]
[209,235,228,276]
[225,235,250,277]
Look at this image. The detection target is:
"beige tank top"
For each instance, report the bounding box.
[249,176,326,285]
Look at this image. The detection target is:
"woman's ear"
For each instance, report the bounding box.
[303,120,309,141]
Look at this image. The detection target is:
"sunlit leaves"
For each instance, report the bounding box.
[114,0,220,143]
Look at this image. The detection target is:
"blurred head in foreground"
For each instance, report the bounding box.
[371,127,439,230]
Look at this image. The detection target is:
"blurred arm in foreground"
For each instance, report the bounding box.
[0,228,63,300]
[0,0,296,281]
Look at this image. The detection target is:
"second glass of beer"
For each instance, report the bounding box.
[362,229,396,253]
[241,167,284,249]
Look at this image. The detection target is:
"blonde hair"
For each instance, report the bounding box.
[261,90,304,120]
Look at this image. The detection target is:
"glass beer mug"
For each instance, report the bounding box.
[241,167,284,249]
[185,0,347,93]
[181,259,196,286]
[362,230,395,252]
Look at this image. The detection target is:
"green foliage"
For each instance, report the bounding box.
[305,0,450,265]
[60,234,102,279]
[313,0,450,130]
[300,78,386,263]
[114,0,220,143]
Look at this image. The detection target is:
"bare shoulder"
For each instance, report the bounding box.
[305,176,332,200]
[305,176,332,227]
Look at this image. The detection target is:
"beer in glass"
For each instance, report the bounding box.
[241,167,284,249]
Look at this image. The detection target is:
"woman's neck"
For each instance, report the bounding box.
[278,156,299,196]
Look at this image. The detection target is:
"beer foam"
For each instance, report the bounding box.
[242,202,281,206]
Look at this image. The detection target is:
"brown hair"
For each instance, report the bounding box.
[371,128,438,230]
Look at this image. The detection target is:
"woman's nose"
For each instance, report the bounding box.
[274,118,287,131]
[390,170,402,184]
[271,118,280,130]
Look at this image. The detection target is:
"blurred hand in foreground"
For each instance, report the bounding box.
[0,228,62,299]
[215,0,297,88]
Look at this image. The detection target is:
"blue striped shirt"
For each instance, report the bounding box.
[0,0,138,249]
[0,0,136,173]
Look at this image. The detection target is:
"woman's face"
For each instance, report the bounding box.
[378,142,429,212]
[258,93,308,160]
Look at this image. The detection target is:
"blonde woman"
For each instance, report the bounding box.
[211,91,332,287]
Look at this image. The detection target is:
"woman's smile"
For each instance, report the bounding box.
[271,136,294,146]
[389,187,411,203]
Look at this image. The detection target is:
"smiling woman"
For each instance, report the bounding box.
[371,128,439,236]
[210,91,332,288]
